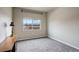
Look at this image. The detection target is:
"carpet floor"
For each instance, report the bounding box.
[15,38,79,52]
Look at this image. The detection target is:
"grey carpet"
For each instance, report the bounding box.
[15,38,79,52]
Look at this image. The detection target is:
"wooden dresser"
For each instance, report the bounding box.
[0,36,16,52]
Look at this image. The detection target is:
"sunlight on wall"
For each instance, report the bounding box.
[0,7,12,43]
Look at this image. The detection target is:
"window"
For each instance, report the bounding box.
[23,18,41,31]
[32,20,40,29]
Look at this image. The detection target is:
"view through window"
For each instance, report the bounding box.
[23,18,41,31]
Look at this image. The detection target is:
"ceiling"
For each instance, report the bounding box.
[21,7,57,12]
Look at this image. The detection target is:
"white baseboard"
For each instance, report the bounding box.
[48,35,79,50]
[16,35,48,41]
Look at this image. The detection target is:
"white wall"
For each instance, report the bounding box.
[13,8,47,41]
[0,7,12,43]
[48,7,79,50]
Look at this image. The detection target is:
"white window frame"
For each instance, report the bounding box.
[23,18,41,31]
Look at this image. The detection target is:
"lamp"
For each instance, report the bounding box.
[10,22,14,37]
[10,21,15,52]
[10,22,14,26]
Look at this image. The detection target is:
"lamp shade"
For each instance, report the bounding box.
[10,22,14,26]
